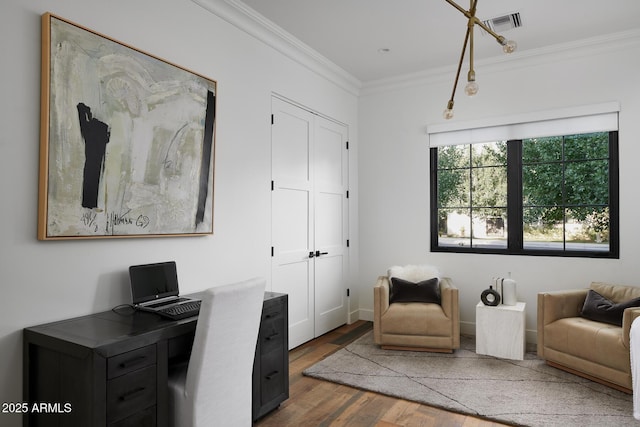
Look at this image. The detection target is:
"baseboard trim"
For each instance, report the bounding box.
[357,308,373,322]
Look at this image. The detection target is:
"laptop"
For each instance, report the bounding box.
[129,261,200,320]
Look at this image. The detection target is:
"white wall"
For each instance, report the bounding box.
[358,32,640,341]
[0,1,358,425]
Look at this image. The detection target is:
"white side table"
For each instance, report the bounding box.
[475,301,526,360]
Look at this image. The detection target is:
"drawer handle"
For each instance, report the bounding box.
[265,332,279,341]
[265,371,279,380]
[119,356,147,369]
[118,387,146,402]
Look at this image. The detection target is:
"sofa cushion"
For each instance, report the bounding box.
[390,277,441,304]
[581,290,640,326]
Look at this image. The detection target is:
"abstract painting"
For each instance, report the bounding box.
[38,13,216,239]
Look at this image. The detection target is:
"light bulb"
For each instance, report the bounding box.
[443,108,454,120]
[465,80,479,97]
[502,39,517,54]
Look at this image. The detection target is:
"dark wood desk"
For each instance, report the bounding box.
[23,292,288,427]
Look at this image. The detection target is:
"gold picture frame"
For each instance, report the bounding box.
[38,13,216,240]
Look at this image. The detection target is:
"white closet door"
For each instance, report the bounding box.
[271,97,349,349]
[313,116,348,336]
[271,98,315,349]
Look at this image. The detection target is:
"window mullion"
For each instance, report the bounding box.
[507,140,523,251]
[469,146,474,247]
[608,131,620,257]
[562,136,567,251]
[430,148,439,251]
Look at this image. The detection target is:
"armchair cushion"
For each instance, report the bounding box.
[581,289,640,326]
[381,302,452,337]
[389,277,440,304]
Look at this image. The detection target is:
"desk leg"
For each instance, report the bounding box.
[157,340,168,427]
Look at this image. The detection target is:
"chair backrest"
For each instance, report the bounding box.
[591,282,640,303]
[185,277,266,426]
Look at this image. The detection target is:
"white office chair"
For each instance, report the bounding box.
[168,277,266,427]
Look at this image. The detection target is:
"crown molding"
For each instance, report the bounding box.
[191,0,362,96]
[361,28,640,97]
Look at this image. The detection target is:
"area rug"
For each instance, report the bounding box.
[303,331,636,427]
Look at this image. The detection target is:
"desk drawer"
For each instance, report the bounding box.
[259,349,286,402]
[261,301,284,323]
[110,405,156,427]
[107,365,156,424]
[108,344,156,379]
[259,318,285,354]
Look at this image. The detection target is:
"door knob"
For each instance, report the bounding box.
[308,251,315,258]
[315,250,329,257]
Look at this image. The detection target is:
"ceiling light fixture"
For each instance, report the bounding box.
[443,0,517,120]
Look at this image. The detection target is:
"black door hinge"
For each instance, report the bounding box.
[271,247,274,257]
[271,114,274,125]
[347,288,350,297]
[346,190,349,199]
[346,239,350,247]
[346,141,349,150]
[271,180,274,191]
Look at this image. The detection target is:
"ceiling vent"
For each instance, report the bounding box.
[481,12,522,35]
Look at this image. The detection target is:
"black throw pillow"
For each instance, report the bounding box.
[389,277,441,305]
[580,289,640,326]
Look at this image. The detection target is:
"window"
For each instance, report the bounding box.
[428,106,619,258]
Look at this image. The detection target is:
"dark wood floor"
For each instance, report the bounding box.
[255,320,510,427]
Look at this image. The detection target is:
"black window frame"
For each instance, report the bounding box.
[430,131,619,258]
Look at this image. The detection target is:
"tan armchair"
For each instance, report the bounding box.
[373,267,460,353]
[538,282,640,392]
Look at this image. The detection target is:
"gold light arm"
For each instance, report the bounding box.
[444,0,473,18]
[474,18,509,46]
[445,26,471,116]
[468,1,475,81]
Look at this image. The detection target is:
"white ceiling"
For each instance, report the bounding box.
[239,0,640,83]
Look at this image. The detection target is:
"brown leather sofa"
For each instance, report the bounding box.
[537,282,640,392]
[374,274,460,352]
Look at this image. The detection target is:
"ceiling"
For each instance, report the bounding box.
[239,0,640,83]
